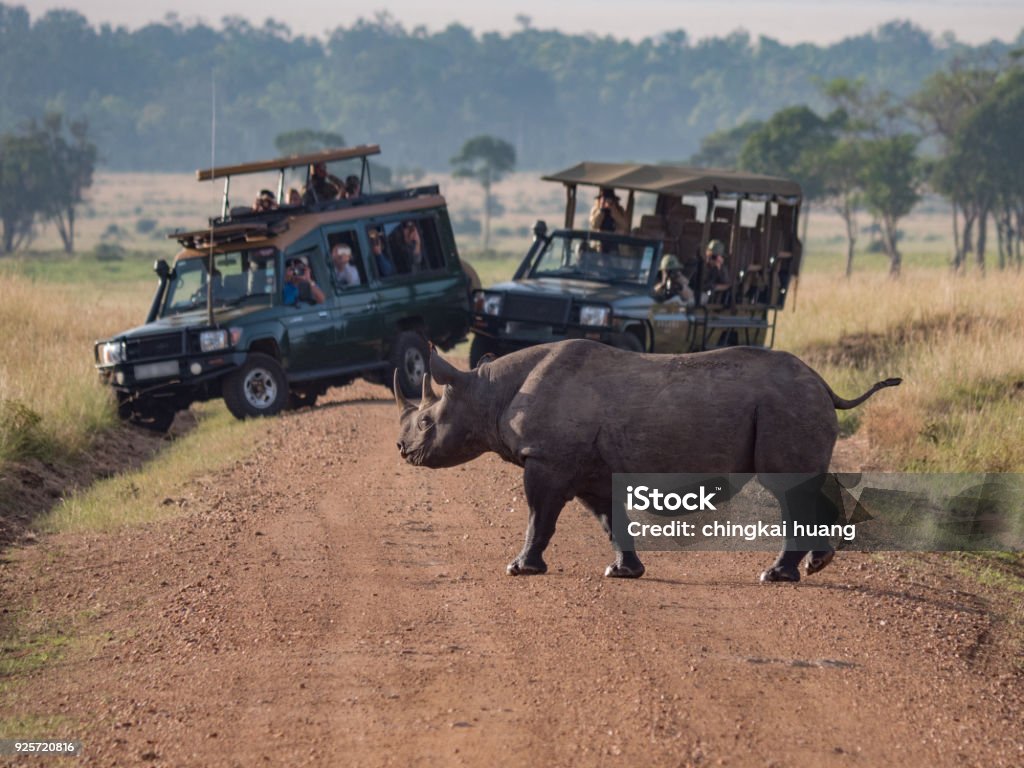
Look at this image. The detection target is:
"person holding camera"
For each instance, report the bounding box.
[588,187,628,234]
[652,254,694,304]
[282,258,325,305]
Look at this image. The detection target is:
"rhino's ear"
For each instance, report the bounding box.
[420,372,439,407]
[430,348,469,389]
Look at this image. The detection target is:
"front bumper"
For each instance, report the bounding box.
[471,312,614,345]
[96,350,248,398]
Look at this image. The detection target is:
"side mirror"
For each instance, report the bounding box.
[154,259,170,279]
[532,220,548,241]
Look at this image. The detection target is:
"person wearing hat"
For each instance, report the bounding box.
[589,187,628,234]
[701,239,731,295]
[652,253,694,304]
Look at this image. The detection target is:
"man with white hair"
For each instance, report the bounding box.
[331,243,360,287]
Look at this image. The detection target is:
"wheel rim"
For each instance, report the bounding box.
[243,367,278,409]
[403,347,426,386]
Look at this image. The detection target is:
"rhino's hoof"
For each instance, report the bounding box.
[506,558,547,576]
[759,565,801,584]
[804,549,836,576]
[605,562,645,578]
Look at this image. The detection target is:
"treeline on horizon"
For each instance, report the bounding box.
[0,3,1021,172]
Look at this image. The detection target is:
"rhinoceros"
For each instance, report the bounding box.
[394,339,900,582]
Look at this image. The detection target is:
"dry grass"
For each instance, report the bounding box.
[777,270,1024,471]
[0,273,149,463]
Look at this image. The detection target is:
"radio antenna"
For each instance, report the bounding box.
[207,70,216,328]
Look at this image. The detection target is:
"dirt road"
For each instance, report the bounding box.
[2,381,1022,767]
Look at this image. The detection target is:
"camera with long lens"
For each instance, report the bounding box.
[291,263,307,277]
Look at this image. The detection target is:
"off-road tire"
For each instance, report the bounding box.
[223,353,288,420]
[469,334,499,369]
[608,331,644,353]
[390,331,430,399]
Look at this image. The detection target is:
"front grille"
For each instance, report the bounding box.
[503,294,571,326]
[125,332,185,361]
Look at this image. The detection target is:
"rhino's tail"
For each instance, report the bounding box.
[827,377,902,410]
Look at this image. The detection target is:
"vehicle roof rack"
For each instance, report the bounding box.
[195,145,383,218]
[169,219,288,250]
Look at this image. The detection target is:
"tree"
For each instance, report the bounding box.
[0,129,48,253]
[0,114,96,254]
[815,138,865,277]
[910,63,999,270]
[688,121,763,168]
[952,68,1024,273]
[860,134,922,276]
[38,113,96,253]
[450,135,516,251]
[738,105,835,249]
[822,79,922,277]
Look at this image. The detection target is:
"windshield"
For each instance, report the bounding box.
[529,233,656,286]
[163,247,278,316]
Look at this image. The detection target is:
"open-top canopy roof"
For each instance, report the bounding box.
[196,144,381,182]
[542,161,802,202]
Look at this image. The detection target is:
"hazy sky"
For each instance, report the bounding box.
[17,0,1024,44]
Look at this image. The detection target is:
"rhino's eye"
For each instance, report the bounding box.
[418,415,433,431]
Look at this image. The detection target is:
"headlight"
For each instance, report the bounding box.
[579,305,611,327]
[473,291,504,317]
[98,340,125,366]
[199,329,229,352]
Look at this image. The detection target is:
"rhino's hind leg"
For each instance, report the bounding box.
[507,460,570,576]
[759,473,842,583]
[578,492,645,579]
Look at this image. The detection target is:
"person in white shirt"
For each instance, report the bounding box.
[331,244,360,287]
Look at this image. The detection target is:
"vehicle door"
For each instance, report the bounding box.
[321,225,384,366]
[280,237,337,373]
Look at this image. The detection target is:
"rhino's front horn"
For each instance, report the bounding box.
[394,369,412,412]
[421,372,439,407]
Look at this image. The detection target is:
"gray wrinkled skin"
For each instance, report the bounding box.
[395,339,900,581]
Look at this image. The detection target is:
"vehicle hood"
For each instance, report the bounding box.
[488,278,647,305]
[109,304,273,340]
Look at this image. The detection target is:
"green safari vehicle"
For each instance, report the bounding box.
[469,162,803,366]
[94,145,469,431]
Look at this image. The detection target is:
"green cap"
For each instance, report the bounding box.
[660,254,682,272]
[706,240,725,256]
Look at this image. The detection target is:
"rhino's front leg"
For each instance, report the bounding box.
[507,460,570,576]
[578,491,645,578]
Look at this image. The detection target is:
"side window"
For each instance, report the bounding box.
[282,243,322,306]
[367,225,397,279]
[384,216,446,277]
[325,230,367,291]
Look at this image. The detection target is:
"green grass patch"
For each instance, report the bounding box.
[36,403,270,534]
[0,714,76,739]
[0,630,72,679]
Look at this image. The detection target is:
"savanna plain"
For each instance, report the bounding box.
[1,172,1022,767]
